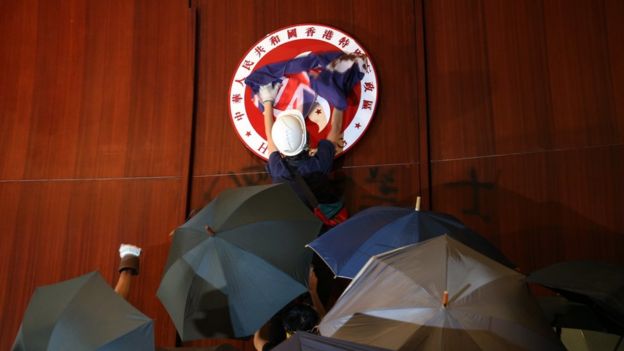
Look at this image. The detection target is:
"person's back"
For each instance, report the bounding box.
[266,137,338,209]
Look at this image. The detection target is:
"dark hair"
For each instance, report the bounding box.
[281,304,319,333]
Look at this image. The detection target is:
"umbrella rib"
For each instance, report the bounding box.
[306,244,339,279]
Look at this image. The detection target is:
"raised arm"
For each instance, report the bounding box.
[114,244,141,299]
[326,108,343,149]
[259,83,281,155]
[263,101,277,154]
[308,267,327,318]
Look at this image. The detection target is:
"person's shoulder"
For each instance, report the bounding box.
[268,151,282,161]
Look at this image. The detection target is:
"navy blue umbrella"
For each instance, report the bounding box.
[308,206,514,279]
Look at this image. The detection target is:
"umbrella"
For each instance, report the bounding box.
[12,271,154,351]
[528,260,624,333]
[308,205,514,279]
[536,296,623,351]
[559,328,623,351]
[319,235,564,351]
[273,332,391,351]
[157,183,322,340]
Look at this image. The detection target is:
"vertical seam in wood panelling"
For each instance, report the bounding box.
[184,7,200,221]
[419,0,433,210]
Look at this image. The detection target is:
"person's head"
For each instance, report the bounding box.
[272,109,307,157]
[281,303,319,337]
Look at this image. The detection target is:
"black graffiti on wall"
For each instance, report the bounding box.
[446,168,495,221]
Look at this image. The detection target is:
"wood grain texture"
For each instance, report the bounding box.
[0,0,194,348]
[0,179,186,347]
[430,145,624,273]
[0,0,194,180]
[425,0,624,273]
[426,0,624,162]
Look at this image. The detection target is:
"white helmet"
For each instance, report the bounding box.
[272,109,307,156]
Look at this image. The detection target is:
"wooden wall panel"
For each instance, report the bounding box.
[425,0,624,276]
[542,0,623,147]
[0,179,185,347]
[0,0,194,349]
[0,0,194,180]
[431,145,624,272]
[425,0,495,161]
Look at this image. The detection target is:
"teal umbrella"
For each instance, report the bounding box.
[13,271,153,351]
[157,183,322,340]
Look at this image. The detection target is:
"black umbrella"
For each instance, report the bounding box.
[12,271,153,351]
[528,260,624,333]
[157,183,322,340]
[273,332,391,351]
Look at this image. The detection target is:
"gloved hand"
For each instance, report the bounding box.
[119,244,141,258]
[119,244,141,275]
[258,83,280,104]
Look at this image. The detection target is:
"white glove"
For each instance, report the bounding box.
[119,243,141,258]
[258,83,280,103]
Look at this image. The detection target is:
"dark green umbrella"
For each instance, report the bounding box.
[12,271,154,351]
[157,183,322,340]
[319,235,564,351]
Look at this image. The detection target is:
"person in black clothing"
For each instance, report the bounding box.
[253,269,325,351]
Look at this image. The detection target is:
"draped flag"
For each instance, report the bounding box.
[244,51,365,118]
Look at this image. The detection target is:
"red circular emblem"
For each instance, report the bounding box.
[229,24,378,160]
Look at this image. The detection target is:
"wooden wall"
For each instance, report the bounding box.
[0,0,194,347]
[0,0,622,349]
[425,0,624,272]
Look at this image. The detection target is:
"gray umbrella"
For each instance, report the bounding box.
[157,183,322,340]
[319,235,564,351]
[273,331,391,351]
[13,271,153,351]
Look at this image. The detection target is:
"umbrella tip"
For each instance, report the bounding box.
[205,225,216,237]
[442,290,449,307]
[415,196,421,211]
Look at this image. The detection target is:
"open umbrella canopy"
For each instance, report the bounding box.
[13,271,154,351]
[308,206,513,279]
[273,332,391,351]
[528,260,624,333]
[157,183,322,340]
[319,235,563,351]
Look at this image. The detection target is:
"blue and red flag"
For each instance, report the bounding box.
[244,51,364,116]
